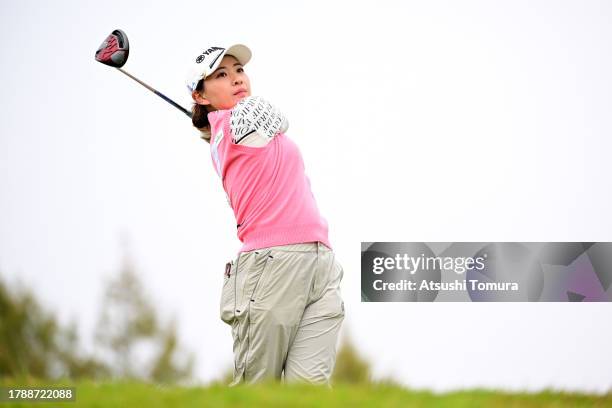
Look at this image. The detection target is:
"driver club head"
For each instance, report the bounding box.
[95,29,129,67]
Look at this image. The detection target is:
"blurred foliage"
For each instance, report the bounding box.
[332,334,372,385]
[0,254,194,384]
[149,319,195,384]
[94,258,159,379]
[0,275,108,380]
[94,255,195,383]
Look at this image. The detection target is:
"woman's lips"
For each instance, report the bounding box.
[234,89,247,97]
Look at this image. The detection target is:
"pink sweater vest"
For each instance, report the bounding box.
[208,109,331,253]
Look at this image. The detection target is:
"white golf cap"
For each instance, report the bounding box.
[185,44,252,95]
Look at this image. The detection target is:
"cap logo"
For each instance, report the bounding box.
[195,46,226,68]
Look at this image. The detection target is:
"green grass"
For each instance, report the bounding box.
[0,379,610,407]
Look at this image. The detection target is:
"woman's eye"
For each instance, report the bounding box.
[217,72,227,78]
[237,67,244,73]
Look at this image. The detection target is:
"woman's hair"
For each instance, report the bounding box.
[191,79,212,142]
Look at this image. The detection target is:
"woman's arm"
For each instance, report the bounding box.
[229,96,289,146]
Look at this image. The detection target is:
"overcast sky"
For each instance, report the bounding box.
[1,0,611,393]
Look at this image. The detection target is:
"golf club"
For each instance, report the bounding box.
[95,29,192,118]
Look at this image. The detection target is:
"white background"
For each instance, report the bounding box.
[1,0,611,393]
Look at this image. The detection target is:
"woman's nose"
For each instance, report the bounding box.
[232,75,243,85]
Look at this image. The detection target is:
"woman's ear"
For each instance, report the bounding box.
[192,90,211,106]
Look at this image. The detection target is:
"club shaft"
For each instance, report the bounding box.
[116,68,192,118]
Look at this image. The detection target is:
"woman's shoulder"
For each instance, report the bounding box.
[205,109,232,144]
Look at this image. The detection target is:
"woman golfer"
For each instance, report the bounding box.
[185,44,345,386]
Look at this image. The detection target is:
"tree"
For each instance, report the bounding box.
[94,255,194,383]
[150,319,195,384]
[332,333,372,384]
[0,247,194,384]
[0,274,109,380]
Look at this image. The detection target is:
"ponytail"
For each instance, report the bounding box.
[191,79,212,142]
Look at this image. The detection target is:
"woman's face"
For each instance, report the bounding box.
[192,55,251,111]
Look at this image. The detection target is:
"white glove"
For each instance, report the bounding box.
[229,96,289,147]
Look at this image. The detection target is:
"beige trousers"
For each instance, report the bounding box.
[220,241,345,386]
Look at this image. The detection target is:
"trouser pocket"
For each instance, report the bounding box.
[230,249,276,383]
[220,260,236,325]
